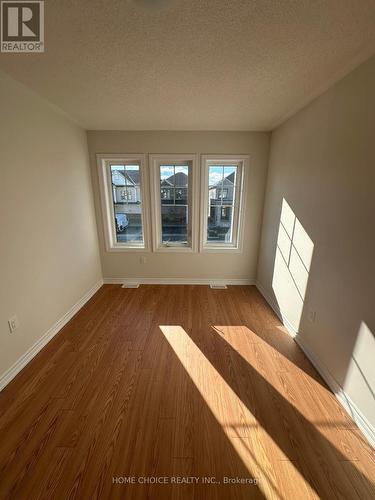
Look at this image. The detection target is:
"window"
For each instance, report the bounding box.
[200,155,248,252]
[150,154,198,252]
[220,188,229,199]
[97,153,246,254]
[97,154,150,251]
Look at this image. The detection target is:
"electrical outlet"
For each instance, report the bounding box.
[8,315,20,333]
[308,310,317,323]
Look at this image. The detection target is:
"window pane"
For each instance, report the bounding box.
[208,166,224,189]
[208,205,234,242]
[174,166,189,186]
[159,164,189,244]
[111,165,144,244]
[175,188,187,204]
[161,205,188,243]
[224,166,237,204]
[207,164,238,244]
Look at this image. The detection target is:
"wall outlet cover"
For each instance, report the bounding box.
[8,315,20,333]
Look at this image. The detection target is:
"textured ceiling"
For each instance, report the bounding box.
[0,0,374,130]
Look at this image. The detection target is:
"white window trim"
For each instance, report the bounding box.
[96,153,151,252]
[200,154,249,253]
[149,154,199,253]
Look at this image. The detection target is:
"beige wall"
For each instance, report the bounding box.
[0,71,102,379]
[87,131,270,281]
[257,56,375,429]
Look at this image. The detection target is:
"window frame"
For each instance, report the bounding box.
[149,153,199,253]
[200,154,249,253]
[97,153,151,252]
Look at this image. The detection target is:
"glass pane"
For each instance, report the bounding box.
[207,164,238,244]
[224,166,236,204]
[175,188,188,204]
[161,205,188,243]
[160,165,175,183]
[207,205,234,243]
[159,164,190,245]
[208,165,224,189]
[111,164,144,244]
[175,166,189,186]
[208,167,223,220]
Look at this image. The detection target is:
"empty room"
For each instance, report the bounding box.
[0,1,374,498]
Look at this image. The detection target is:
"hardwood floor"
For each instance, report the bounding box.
[0,285,374,499]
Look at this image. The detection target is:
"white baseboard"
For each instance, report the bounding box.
[294,333,375,448]
[0,279,103,391]
[255,280,375,449]
[103,277,256,286]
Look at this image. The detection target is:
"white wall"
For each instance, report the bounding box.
[0,71,102,380]
[257,55,375,431]
[87,131,270,281]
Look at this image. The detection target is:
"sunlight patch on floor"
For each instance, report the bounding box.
[159,324,308,499]
[211,324,374,471]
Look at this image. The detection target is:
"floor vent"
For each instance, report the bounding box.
[122,283,140,289]
[210,284,228,289]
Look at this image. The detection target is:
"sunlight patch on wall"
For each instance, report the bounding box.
[272,199,314,332]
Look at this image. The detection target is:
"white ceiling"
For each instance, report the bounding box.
[1,0,374,130]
